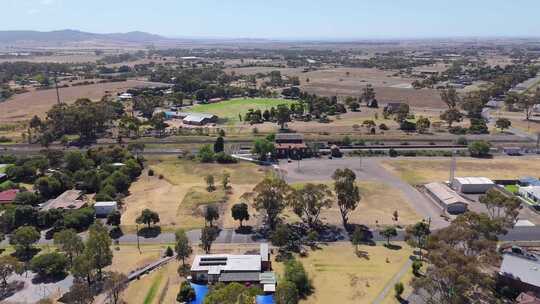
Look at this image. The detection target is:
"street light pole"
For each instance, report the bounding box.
[136,224,141,254]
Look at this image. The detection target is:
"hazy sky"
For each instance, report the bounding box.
[2,0,539,39]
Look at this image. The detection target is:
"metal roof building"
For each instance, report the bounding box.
[500,251,540,292]
[425,182,468,215]
[452,177,495,194]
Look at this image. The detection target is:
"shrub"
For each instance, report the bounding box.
[215,152,237,164]
[379,123,389,131]
[284,259,311,297]
[389,148,398,158]
[148,169,155,176]
[177,281,196,303]
[198,145,215,163]
[30,252,68,278]
[412,260,423,276]
[394,282,404,299]
[468,141,491,158]
[449,126,467,135]
[165,246,174,257]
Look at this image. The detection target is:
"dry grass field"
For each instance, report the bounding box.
[381,157,540,186]
[283,181,421,227]
[121,157,267,231]
[273,243,413,304]
[0,79,163,123]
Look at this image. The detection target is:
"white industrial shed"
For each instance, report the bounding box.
[94,201,118,217]
[452,177,495,194]
[425,182,468,215]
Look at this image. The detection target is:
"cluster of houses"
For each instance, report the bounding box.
[0,188,118,217]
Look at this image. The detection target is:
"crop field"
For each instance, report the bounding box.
[121,157,267,231]
[273,243,414,304]
[0,80,166,123]
[189,98,295,123]
[381,157,540,186]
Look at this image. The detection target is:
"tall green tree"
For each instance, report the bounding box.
[174,229,193,266]
[136,209,160,228]
[231,203,250,228]
[332,169,360,230]
[83,222,112,281]
[200,226,217,254]
[53,229,84,266]
[253,178,292,231]
[287,183,333,229]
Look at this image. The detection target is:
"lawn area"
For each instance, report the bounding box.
[273,243,414,304]
[121,157,267,231]
[286,181,421,227]
[381,157,540,186]
[189,98,295,123]
[505,184,519,194]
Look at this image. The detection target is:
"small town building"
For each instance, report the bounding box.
[190,244,275,291]
[383,102,406,114]
[274,133,308,159]
[0,189,19,204]
[182,113,218,126]
[503,147,523,156]
[94,201,118,217]
[452,177,495,194]
[499,248,540,294]
[118,93,133,101]
[425,182,468,214]
[520,177,540,187]
[516,292,540,304]
[519,186,540,204]
[41,190,85,211]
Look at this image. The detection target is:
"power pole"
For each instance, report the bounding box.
[54,72,61,104]
[449,150,457,187]
[136,224,141,253]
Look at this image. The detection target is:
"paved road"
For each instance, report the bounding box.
[372,259,413,304]
[279,157,449,229]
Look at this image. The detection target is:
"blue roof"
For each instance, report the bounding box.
[190,283,209,304]
[257,295,275,304]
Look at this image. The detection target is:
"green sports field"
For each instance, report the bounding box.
[189,98,295,123]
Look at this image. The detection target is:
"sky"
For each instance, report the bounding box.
[1,0,539,39]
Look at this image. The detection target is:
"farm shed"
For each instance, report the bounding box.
[94,201,118,217]
[452,177,495,194]
[182,113,218,126]
[425,182,468,215]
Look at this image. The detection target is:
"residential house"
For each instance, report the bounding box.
[0,189,19,205]
[190,244,276,292]
[41,190,86,211]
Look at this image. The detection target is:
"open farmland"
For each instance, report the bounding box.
[381,157,540,186]
[0,79,166,123]
[273,243,414,304]
[189,98,295,123]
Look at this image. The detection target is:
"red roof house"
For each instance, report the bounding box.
[0,189,19,204]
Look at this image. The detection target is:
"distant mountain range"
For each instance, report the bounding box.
[0,29,171,46]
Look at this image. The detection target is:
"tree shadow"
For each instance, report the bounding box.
[138,226,161,238]
[11,247,41,262]
[0,281,25,301]
[235,226,253,235]
[384,244,403,250]
[31,271,68,284]
[397,297,409,304]
[109,227,124,239]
